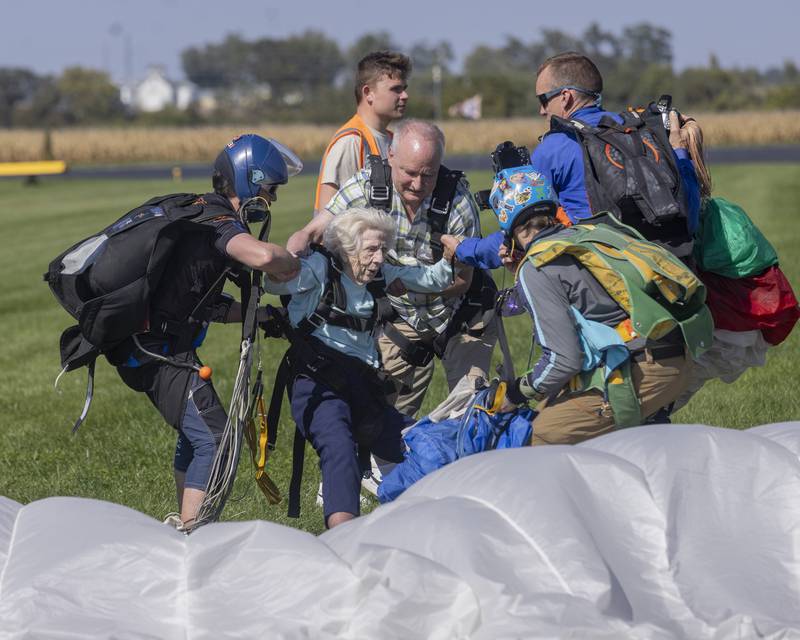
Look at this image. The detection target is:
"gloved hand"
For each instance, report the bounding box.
[496,287,525,317]
[257,305,287,338]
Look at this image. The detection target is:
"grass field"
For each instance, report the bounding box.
[1,164,798,535]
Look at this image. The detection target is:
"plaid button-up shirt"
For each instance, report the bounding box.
[325,168,482,334]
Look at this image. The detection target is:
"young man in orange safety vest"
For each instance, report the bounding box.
[313,51,411,214]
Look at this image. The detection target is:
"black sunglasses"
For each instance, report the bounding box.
[537,85,601,108]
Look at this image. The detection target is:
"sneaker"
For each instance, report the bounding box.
[361,471,381,497]
[162,513,185,531]
[360,454,397,497]
[315,482,324,508]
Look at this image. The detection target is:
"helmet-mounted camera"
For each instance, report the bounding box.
[490,140,531,174]
[474,141,533,210]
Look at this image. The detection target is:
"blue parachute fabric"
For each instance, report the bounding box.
[378,388,534,503]
[456,388,535,457]
[377,415,460,503]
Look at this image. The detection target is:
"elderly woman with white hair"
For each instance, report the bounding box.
[264,206,454,528]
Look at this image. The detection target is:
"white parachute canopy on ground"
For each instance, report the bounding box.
[1,422,800,639]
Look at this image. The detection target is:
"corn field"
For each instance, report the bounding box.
[2,111,799,165]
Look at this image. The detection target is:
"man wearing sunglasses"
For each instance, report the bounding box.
[531,51,698,226]
[443,52,700,273]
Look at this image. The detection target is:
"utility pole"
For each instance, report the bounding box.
[432,63,442,121]
[124,32,134,85]
[108,22,123,83]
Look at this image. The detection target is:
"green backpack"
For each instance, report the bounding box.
[694,197,778,279]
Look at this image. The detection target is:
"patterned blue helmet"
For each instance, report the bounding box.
[214,134,303,201]
[489,165,558,234]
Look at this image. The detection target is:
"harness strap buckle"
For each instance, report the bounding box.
[429,199,451,216]
[369,184,390,202]
[306,312,326,329]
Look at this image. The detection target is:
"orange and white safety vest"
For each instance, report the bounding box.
[314,113,392,210]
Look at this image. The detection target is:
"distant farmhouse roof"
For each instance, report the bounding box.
[120,66,215,113]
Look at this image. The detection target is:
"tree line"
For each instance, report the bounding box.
[2,23,799,128]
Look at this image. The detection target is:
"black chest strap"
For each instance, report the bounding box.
[366,155,393,211]
[427,165,464,261]
[296,246,394,337]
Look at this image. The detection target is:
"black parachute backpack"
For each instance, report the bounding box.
[44,193,238,428]
[549,102,692,258]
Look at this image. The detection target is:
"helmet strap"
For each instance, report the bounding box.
[239,195,270,223]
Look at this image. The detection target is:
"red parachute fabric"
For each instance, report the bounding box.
[699,266,800,345]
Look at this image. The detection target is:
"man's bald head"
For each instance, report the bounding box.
[390,119,445,162]
[388,119,446,211]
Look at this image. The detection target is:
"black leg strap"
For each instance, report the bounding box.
[383,322,435,367]
[357,445,372,479]
[267,354,291,451]
[287,426,306,518]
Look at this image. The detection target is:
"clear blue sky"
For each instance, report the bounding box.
[5,0,798,83]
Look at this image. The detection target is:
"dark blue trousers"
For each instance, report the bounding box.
[289,375,408,520]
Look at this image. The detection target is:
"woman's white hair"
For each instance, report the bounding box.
[323,206,396,262]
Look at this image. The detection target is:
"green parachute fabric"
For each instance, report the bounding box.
[694,197,778,279]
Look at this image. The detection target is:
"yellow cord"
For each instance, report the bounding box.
[473,381,507,416]
[255,395,268,478]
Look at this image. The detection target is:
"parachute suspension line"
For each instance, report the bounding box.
[494,314,516,381]
[70,359,95,435]
[188,208,273,532]
[54,365,69,390]
[190,337,254,530]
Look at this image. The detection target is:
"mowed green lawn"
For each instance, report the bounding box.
[1,164,798,534]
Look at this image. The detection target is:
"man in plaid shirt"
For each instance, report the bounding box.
[288,119,497,417]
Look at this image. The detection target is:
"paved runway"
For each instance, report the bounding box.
[39,145,800,182]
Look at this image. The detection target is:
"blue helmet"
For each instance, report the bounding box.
[213,134,303,201]
[489,165,559,235]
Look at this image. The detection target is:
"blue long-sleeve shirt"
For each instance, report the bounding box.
[532,105,700,232]
[454,233,505,270]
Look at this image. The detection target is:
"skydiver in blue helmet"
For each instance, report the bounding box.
[447,164,707,445]
[112,134,303,530]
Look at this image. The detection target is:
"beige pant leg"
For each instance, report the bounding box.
[532,353,691,446]
[378,312,498,418]
[441,312,498,390]
[634,353,691,419]
[378,321,435,418]
[531,391,615,445]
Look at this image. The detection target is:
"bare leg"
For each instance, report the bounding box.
[180,488,206,526]
[174,470,186,511]
[327,511,355,528]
